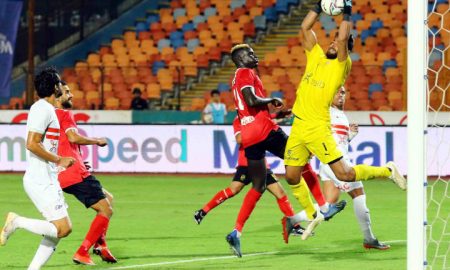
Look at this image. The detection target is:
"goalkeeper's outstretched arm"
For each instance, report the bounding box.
[337,0,353,62]
[300,2,321,51]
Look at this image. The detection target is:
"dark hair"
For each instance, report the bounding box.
[210,90,220,96]
[60,80,67,86]
[133,88,142,94]
[34,67,61,98]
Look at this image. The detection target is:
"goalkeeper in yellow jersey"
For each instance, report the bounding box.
[284,0,406,234]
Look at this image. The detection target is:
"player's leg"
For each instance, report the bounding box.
[27,183,72,270]
[95,188,114,248]
[194,168,247,224]
[64,176,114,265]
[265,177,307,242]
[348,187,390,250]
[226,144,266,257]
[302,164,329,212]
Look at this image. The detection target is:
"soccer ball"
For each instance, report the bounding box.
[321,0,344,16]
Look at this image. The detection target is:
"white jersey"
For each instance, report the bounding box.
[24,99,60,183]
[330,106,354,156]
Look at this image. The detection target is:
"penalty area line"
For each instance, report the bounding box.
[103,251,279,269]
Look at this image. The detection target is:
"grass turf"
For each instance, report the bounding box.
[0,173,411,269]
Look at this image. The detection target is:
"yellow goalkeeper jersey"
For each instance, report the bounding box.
[292,44,352,131]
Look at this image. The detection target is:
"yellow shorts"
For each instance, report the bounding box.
[284,118,343,166]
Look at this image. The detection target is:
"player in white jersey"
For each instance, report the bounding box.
[319,86,389,250]
[0,67,76,270]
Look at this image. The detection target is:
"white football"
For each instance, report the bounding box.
[321,0,344,16]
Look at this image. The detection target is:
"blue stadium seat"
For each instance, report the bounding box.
[254,15,267,30]
[287,0,299,6]
[204,7,217,18]
[275,0,289,14]
[193,15,206,27]
[370,19,384,32]
[157,39,171,51]
[171,38,185,49]
[271,91,284,99]
[217,83,230,92]
[264,8,278,22]
[350,52,360,61]
[187,38,200,52]
[360,29,371,43]
[383,59,397,71]
[230,0,246,11]
[135,22,148,33]
[352,12,363,22]
[173,8,186,20]
[146,14,160,25]
[182,22,195,32]
[369,83,383,96]
[152,61,166,75]
[170,31,183,41]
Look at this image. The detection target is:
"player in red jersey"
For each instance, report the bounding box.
[194,116,307,236]
[55,82,117,265]
[226,44,346,257]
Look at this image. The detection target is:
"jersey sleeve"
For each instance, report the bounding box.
[60,110,78,133]
[27,104,50,134]
[236,68,256,90]
[203,104,212,114]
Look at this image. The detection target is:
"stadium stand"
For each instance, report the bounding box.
[5,0,448,112]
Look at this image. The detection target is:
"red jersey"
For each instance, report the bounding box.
[231,68,278,148]
[55,109,90,188]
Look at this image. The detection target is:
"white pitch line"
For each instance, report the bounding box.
[102,240,406,270]
[103,251,279,270]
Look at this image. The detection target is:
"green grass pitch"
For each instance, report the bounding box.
[0,173,410,269]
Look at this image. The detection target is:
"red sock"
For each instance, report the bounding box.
[202,188,235,213]
[276,195,295,217]
[302,163,326,206]
[77,215,109,254]
[235,188,262,232]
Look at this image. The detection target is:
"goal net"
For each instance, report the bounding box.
[425,0,449,269]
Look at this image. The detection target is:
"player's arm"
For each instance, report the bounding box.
[337,0,353,62]
[242,87,283,109]
[26,131,74,167]
[235,132,242,144]
[300,2,321,51]
[66,129,107,146]
[348,123,358,141]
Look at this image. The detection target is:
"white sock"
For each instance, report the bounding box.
[14,217,58,238]
[291,210,310,223]
[353,195,376,242]
[319,202,330,213]
[291,203,320,223]
[28,236,60,270]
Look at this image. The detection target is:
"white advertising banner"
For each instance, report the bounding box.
[0,125,449,176]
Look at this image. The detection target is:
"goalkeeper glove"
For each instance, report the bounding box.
[311,0,322,14]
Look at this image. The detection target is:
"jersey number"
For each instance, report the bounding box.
[233,88,244,111]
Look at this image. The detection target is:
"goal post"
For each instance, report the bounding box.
[407,1,427,270]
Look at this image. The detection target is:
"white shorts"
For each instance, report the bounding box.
[319,157,363,193]
[23,173,68,221]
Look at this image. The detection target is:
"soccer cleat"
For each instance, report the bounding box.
[0,212,18,246]
[386,161,407,190]
[226,230,242,258]
[301,211,324,240]
[194,209,206,225]
[93,246,118,263]
[73,251,96,265]
[322,200,347,221]
[281,216,294,244]
[363,239,391,250]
